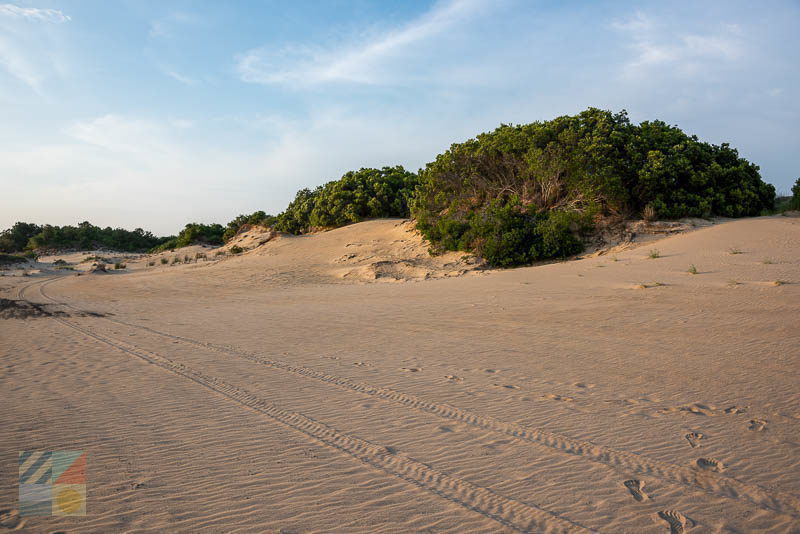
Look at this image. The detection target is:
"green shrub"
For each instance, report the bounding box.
[229,245,243,255]
[413,108,775,266]
[150,223,224,253]
[791,178,800,210]
[160,257,168,265]
[114,262,126,269]
[0,253,27,265]
[274,166,418,234]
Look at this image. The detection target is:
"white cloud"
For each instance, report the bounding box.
[236,0,489,86]
[0,4,70,92]
[613,12,745,79]
[0,4,70,23]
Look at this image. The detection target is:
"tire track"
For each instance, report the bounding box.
[44,310,586,534]
[34,277,800,519]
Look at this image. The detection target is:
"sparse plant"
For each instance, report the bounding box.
[114,262,126,269]
[148,261,155,266]
[22,271,30,276]
[773,280,787,286]
[637,282,647,289]
[642,204,657,222]
[762,258,773,264]
[653,281,665,287]
[610,255,618,262]
[215,250,226,257]
[728,247,743,255]
[687,264,698,275]
[727,279,739,286]
[160,257,168,265]
[172,256,181,264]
[195,252,206,260]
[230,245,244,255]
[184,255,190,263]
[648,249,660,259]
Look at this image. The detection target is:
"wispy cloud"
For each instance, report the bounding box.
[159,64,198,85]
[0,4,70,92]
[236,0,489,86]
[0,4,70,23]
[612,12,745,79]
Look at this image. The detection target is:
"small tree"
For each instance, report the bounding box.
[792,178,800,210]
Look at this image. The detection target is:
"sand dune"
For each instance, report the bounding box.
[1,216,798,533]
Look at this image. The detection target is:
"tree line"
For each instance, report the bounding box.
[2,108,789,266]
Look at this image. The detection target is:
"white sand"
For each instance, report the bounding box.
[1,216,798,533]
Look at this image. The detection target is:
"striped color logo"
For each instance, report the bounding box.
[18,451,52,484]
[19,450,86,517]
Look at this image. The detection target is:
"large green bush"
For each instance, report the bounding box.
[791,178,800,210]
[413,108,775,266]
[274,166,418,234]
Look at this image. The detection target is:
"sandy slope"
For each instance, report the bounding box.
[1,216,798,533]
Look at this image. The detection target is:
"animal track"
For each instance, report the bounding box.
[685,432,704,448]
[658,510,687,534]
[624,479,649,502]
[749,419,767,432]
[696,457,725,472]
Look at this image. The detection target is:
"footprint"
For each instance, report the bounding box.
[680,403,715,416]
[658,510,687,534]
[0,509,25,530]
[444,375,464,382]
[749,419,767,431]
[724,405,748,415]
[400,367,422,372]
[574,382,596,389]
[696,457,725,472]
[353,362,368,367]
[685,432,704,448]
[624,479,649,502]
[494,384,521,390]
[542,394,574,402]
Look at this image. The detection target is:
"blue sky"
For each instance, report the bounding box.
[1,0,798,235]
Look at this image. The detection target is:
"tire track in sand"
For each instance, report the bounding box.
[34,293,586,533]
[33,276,800,520]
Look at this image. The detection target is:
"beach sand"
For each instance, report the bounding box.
[1,216,798,533]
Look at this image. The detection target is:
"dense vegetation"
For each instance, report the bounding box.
[274,166,418,234]
[413,108,776,266]
[1,109,780,267]
[791,178,800,210]
[151,223,225,252]
[0,221,170,254]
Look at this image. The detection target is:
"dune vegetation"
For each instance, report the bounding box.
[1,108,781,267]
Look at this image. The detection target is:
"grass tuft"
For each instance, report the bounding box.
[648,249,660,259]
[687,264,698,275]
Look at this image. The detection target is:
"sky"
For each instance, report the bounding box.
[1,0,798,235]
